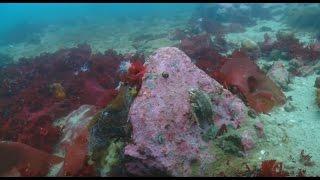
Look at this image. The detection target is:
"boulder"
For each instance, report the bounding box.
[125,47,247,176]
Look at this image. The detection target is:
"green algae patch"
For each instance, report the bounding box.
[99,139,125,176]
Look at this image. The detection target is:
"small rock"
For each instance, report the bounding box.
[254,121,265,138]
[284,102,296,112]
[240,38,261,60]
[267,61,290,91]
[162,71,169,79]
[241,38,259,51]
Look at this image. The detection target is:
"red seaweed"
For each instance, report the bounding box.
[119,54,146,90]
[258,160,289,177]
[0,141,63,176]
[178,34,285,114]
[260,31,320,62]
[0,44,129,153]
[214,51,286,113]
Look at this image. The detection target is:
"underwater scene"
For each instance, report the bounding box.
[1,3,320,177]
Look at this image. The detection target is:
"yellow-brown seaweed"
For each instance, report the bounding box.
[51,83,66,100]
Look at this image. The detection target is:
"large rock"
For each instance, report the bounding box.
[125,47,247,176]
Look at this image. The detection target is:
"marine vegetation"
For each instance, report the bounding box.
[88,84,139,176]
[214,51,286,113]
[257,160,289,177]
[119,53,146,90]
[0,42,147,156]
[258,31,320,77]
[0,44,124,153]
[2,3,320,177]
[299,150,315,167]
[0,141,63,176]
[188,88,214,129]
[178,34,286,113]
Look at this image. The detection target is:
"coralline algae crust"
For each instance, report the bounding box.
[125,47,248,176]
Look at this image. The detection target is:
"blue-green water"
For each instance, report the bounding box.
[0,3,196,34]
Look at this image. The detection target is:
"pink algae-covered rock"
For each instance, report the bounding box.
[125,47,247,176]
[267,61,290,91]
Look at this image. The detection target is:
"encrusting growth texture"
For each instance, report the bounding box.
[125,47,247,176]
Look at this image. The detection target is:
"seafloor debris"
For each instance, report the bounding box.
[125,47,247,176]
[297,168,306,177]
[284,102,296,112]
[299,150,315,167]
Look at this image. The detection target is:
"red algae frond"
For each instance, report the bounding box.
[258,160,289,177]
[0,141,63,176]
[120,54,146,90]
[217,51,286,113]
[0,44,123,153]
[178,33,285,114]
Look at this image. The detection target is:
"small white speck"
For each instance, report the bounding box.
[260,150,265,155]
[289,119,295,123]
